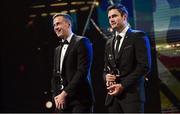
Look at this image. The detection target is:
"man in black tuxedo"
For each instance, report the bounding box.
[104,4,152,112]
[51,13,94,112]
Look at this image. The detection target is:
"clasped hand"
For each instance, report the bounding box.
[105,74,124,96]
[54,91,67,110]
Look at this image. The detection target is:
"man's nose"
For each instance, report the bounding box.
[110,19,114,23]
[54,26,59,31]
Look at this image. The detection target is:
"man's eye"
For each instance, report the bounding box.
[112,15,117,18]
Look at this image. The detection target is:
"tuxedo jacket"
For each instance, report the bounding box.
[51,34,94,106]
[104,28,151,106]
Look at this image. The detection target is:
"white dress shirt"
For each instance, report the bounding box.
[60,33,74,74]
[114,26,129,52]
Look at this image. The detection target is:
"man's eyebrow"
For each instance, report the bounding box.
[108,14,118,18]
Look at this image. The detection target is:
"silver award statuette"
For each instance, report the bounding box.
[108,54,113,60]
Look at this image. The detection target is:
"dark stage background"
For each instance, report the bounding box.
[1,0,179,112]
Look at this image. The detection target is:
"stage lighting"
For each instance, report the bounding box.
[45,101,53,109]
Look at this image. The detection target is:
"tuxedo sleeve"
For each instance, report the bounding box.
[51,48,58,99]
[103,39,113,82]
[121,32,152,89]
[64,38,93,97]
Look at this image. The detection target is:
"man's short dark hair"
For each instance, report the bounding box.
[53,13,73,26]
[107,4,128,16]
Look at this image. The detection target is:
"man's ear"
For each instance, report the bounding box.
[68,22,71,27]
[123,14,127,21]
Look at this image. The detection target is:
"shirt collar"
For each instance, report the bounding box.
[116,25,129,38]
[62,32,74,43]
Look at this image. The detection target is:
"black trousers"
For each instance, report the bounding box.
[55,103,93,113]
[107,97,144,113]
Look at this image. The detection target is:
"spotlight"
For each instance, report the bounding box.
[45,101,53,109]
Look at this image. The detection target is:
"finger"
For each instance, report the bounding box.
[108,89,114,93]
[107,75,116,79]
[58,103,61,110]
[55,100,58,109]
[108,91,115,95]
[106,81,113,87]
[108,89,118,95]
[107,84,115,90]
[106,81,110,87]
[106,74,116,78]
[106,82,111,87]
[61,104,64,110]
[106,79,115,82]
[106,77,116,82]
[109,76,116,79]
[57,100,62,110]
[107,86,111,90]
[56,102,60,109]
[106,74,113,77]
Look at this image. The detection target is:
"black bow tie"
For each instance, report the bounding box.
[116,35,122,40]
[59,40,69,45]
[63,40,69,44]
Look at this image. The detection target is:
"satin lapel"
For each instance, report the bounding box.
[63,35,76,61]
[55,44,63,71]
[117,29,132,59]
